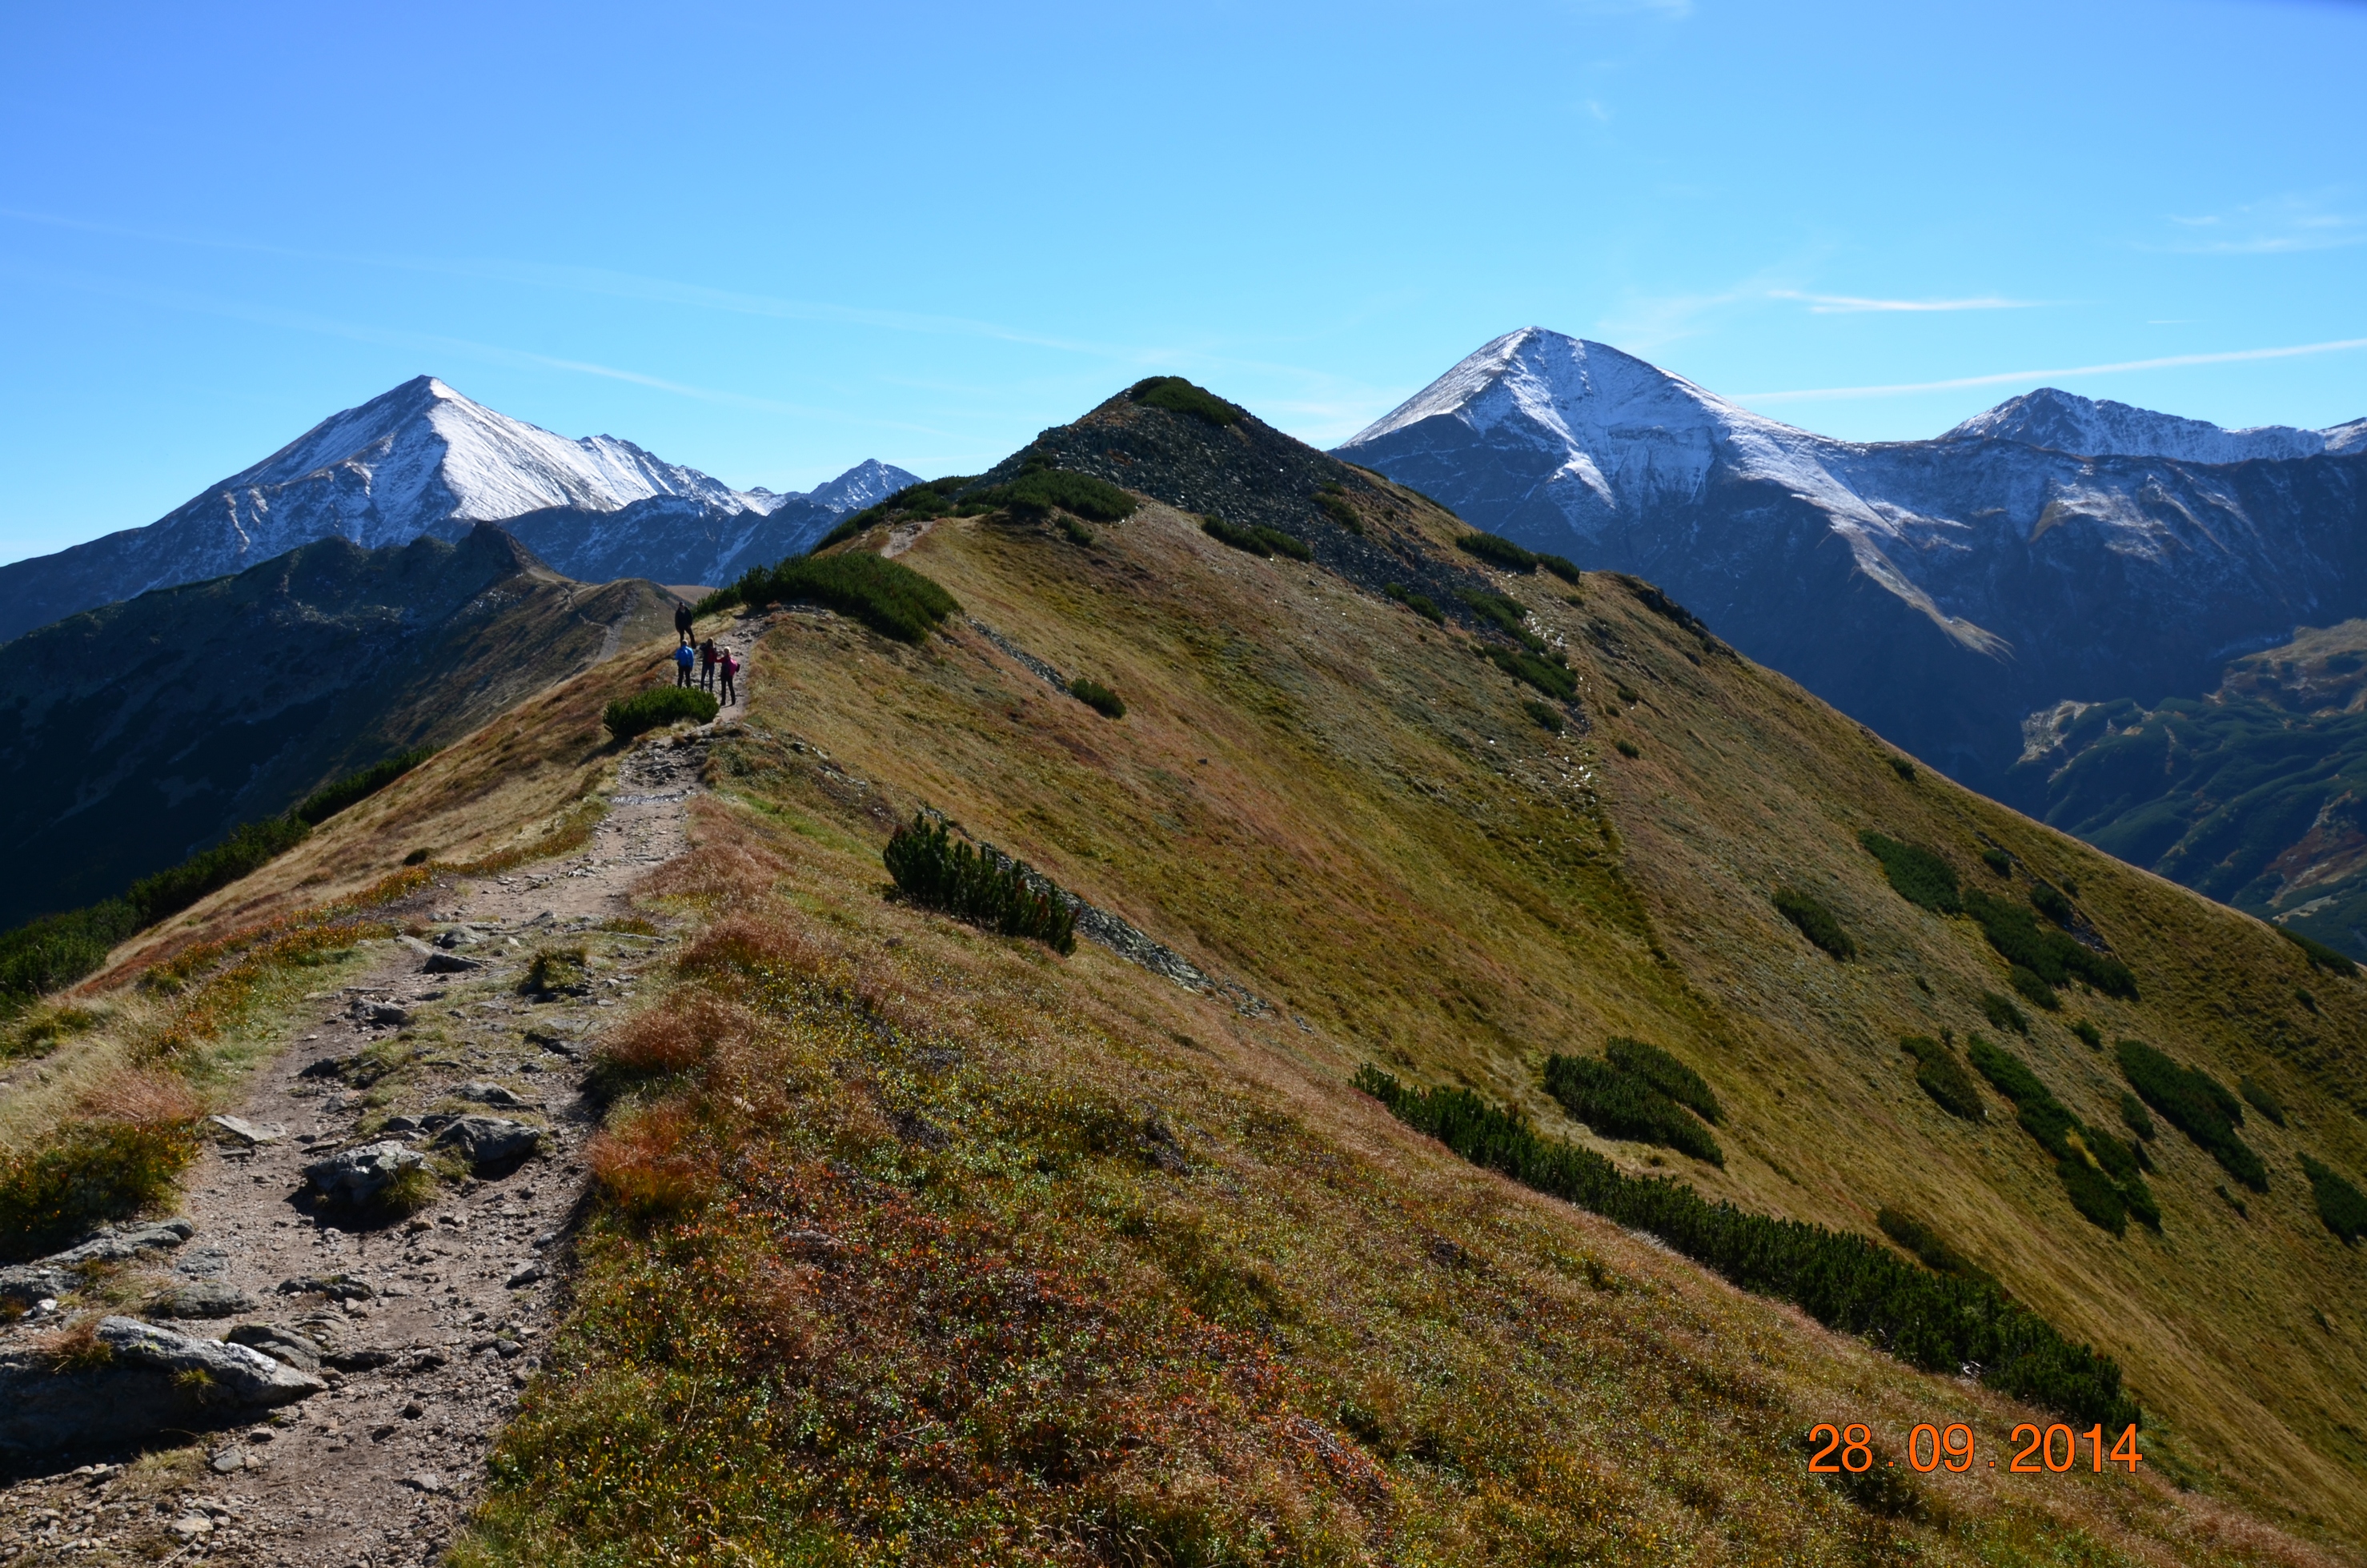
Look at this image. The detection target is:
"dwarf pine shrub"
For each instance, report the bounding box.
[2071,1019,2103,1049]
[1353,1068,2136,1426]
[982,468,1138,523]
[1962,889,2137,999]
[1070,678,1126,719]
[1614,738,1641,759]
[604,687,720,741]
[1888,756,1916,781]
[1201,515,1309,560]
[1457,532,1540,573]
[2118,1091,2156,1141]
[2031,882,2076,927]
[1877,1207,1982,1277]
[1900,1036,1985,1121]
[2239,1074,2287,1127]
[882,814,1077,954]
[1774,887,1853,960]
[1131,375,1242,426]
[2298,1154,2367,1243]
[1384,583,1445,624]
[1859,832,1960,914]
[1454,588,1546,651]
[295,746,439,825]
[1314,493,1363,534]
[1522,700,1565,734]
[1981,847,2013,876]
[1482,645,1579,702]
[1968,1036,2148,1233]
[1543,1053,1723,1165]
[2116,1039,2266,1191]
[728,552,959,644]
[2010,966,2058,1011]
[1058,516,1095,546]
[1605,1037,1721,1122]
[2277,924,2357,975]
[1536,553,1583,584]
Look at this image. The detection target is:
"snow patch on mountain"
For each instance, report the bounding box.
[1945,387,2366,463]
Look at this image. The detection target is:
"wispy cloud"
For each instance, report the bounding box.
[1769,289,2040,315]
[1739,335,2367,403]
[2151,190,2365,255]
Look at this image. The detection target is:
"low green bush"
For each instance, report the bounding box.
[1962,889,2137,999]
[2298,1154,2367,1243]
[1354,1068,2136,1426]
[1605,1037,1721,1122]
[2116,1039,2267,1192]
[127,816,311,924]
[1888,756,1916,781]
[1614,738,1642,760]
[1199,515,1309,560]
[881,813,1076,954]
[1482,644,1579,702]
[730,551,959,644]
[1543,1053,1723,1165]
[1058,516,1095,546]
[1130,375,1242,427]
[2009,966,2058,1011]
[0,1121,198,1263]
[1968,1036,2152,1233]
[295,745,440,825]
[1070,678,1126,719]
[1900,1036,1985,1121]
[1876,1207,1984,1277]
[2071,1020,2103,1049]
[1980,847,2013,876]
[1453,588,1546,651]
[1614,684,1639,704]
[979,469,1139,523]
[1536,554,1583,584]
[1522,700,1565,734]
[2119,1092,2155,1141]
[1384,583,1444,624]
[1859,832,1960,913]
[2239,1074,2287,1127]
[1314,493,1363,534]
[1457,532,1539,572]
[604,687,720,741]
[1775,887,1853,960]
[2031,882,2076,928]
[2277,924,2357,975]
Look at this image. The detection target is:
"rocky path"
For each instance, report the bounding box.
[0,644,751,1566]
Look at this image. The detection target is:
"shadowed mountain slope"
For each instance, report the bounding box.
[0,525,676,928]
[35,381,2367,1562]
[1338,329,2367,796]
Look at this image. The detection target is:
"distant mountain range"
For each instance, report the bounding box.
[0,376,917,643]
[0,526,675,928]
[1337,328,2367,795]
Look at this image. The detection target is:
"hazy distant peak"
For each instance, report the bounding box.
[1946,385,2365,463]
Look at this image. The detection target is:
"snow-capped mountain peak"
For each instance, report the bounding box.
[1944,386,2367,463]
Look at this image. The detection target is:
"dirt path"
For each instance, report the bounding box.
[0,635,756,1566]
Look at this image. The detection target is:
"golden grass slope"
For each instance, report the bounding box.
[22,456,2366,1560]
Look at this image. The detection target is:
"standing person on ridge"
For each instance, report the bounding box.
[674,640,695,688]
[718,646,738,707]
[673,601,694,647]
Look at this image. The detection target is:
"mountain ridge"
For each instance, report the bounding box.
[1338,328,2367,792]
[0,377,917,642]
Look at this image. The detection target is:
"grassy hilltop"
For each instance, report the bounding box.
[20,379,2367,1564]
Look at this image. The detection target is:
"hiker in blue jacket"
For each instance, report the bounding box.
[674,641,696,688]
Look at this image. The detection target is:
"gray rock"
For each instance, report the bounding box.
[347,1000,411,1029]
[225,1323,323,1375]
[208,1114,285,1145]
[422,951,483,974]
[276,1273,374,1302]
[148,1281,255,1318]
[455,1081,537,1109]
[504,1262,545,1289]
[431,1115,543,1170]
[437,926,483,949]
[0,1220,195,1305]
[397,935,438,959]
[403,1470,443,1494]
[304,1141,425,1203]
[0,1317,323,1453]
[175,1245,232,1277]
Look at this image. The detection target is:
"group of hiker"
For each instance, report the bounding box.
[672,602,739,704]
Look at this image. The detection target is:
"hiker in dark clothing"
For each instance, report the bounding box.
[718,647,739,706]
[699,640,718,692]
[674,641,696,688]
[674,602,694,645]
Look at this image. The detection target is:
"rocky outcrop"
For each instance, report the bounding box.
[0,1221,193,1306]
[0,1317,322,1454]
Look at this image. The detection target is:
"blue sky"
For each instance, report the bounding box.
[2,0,2361,563]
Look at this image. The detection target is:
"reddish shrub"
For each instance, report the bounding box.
[588,1105,713,1218]
[676,916,828,983]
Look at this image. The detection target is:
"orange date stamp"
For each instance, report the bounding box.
[1811,1422,2143,1474]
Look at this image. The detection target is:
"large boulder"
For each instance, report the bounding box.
[303,1141,424,1203]
[0,1220,195,1306]
[431,1116,542,1171]
[0,1317,323,1454]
